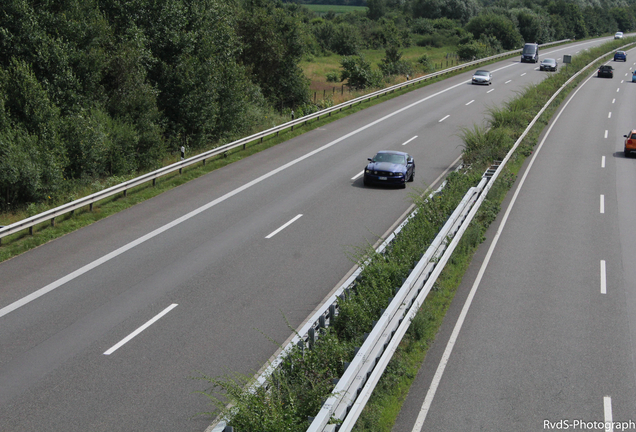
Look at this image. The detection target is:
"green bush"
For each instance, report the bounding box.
[326,71,340,82]
[340,55,383,89]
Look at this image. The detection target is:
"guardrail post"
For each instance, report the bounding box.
[124,190,127,197]
[308,327,315,350]
[90,203,93,212]
[29,227,33,235]
[50,218,55,227]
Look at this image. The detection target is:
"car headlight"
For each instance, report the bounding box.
[365,169,370,174]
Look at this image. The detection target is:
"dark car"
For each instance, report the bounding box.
[363,151,415,188]
[539,58,558,71]
[614,51,627,61]
[521,43,539,63]
[598,65,614,78]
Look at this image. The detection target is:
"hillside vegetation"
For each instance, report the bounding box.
[1,0,634,212]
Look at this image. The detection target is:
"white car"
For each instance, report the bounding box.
[615,31,624,39]
[472,70,492,85]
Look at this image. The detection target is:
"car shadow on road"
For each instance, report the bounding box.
[613,151,632,159]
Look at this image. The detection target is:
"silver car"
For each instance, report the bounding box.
[472,70,492,85]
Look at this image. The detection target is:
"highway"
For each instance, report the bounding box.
[0,37,619,432]
[394,48,636,430]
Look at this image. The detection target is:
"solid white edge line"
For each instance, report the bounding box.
[3,69,495,319]
[439,115,450,122]
[411,71,597,432]
[351,170,364,180]
[601,260,607,294]
[402,135,418,146]
[604,396,613,431]
[602,155,606,168]
[265,214,303,239]
[601,194,605,214]
[466,100,474,106]
[104,303,178,355]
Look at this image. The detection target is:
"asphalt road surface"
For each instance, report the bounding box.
[0,37,621,432]
[394,47,636,431]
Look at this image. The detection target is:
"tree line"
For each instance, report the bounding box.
[1,0,634,210]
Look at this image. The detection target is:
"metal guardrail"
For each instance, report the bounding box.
[0,40,570,245]
[306,174,489,432]
[208,38,634,432]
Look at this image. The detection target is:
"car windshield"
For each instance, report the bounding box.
[375,153,406,164]
[631,133,636,139]
[543,59,555,64]
[474,71,488,76]
[523,46,536,54]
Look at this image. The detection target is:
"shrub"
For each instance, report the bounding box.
[326,71,340,82]
[340,56,383,89]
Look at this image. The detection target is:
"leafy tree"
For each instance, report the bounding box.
[412,0,479,24]
[330,22,362,54]
[367,0,386,20]
[340,55,382,89]
[238,0,310,109]
[465,13,523,49]
[379,45,414,76]
[546,0,588,39]
[457,33,502,59]
[610,7,635,33]
[513,8,554,44]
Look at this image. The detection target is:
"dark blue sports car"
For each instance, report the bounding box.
[363,150,415,188]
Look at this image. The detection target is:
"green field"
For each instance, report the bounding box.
[303,4,367,15]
